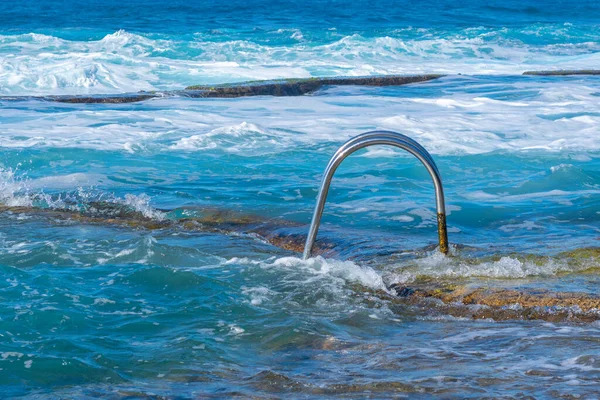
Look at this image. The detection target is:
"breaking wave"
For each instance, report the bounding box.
[1,26,600,95]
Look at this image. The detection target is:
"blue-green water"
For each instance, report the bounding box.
[1,1,600,398]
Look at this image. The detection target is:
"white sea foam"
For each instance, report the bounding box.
[462,189,600,203]
[232,255,387,292]
[1,76,600,156]
[1,29,600,95]
[169,122,289,154]
[550,163,573,173]
[0,168,165,222]
[93,298,116,305]
[1,352,24,360]
[227,255,394,318]
[123,194,165,220]
[0,168,33,207]
[388,250,595,283]
[241,286,273,306]
[271,256,387,290]
[26,173,103,190]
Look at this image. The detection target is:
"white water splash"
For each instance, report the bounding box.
[0,168,33,207]
[2,77,600,156]
[123,194,165,220]
[169,122,289,154]
[1,29,600,95]
[388,250,597,283]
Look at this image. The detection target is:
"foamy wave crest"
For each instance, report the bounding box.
[123,194,165,220]
[389,249,599,283]
[2,75,600,155]
[0,30,182,94]
[169,122,291,154]
[224,255,390,315]
[270,256,387,290]
[1,27,600,95]
[229,255,387,290]
[0,30,310,95]
[0,168,165,220]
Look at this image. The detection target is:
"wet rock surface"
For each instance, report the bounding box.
[0,204,334,256]
[0,75,443,104]
[2,203,599,323]
[523,69,600,76]
[3,72,599,104]
[184,75,444,97]
[388,281,600,323]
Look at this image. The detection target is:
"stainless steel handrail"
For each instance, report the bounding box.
[303,130,448,259]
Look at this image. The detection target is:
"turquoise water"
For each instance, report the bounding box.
[2,0,600,94]
[2,1,600,398]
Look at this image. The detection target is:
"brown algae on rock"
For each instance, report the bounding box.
[0,204,334,256]
[386,281,600,322]
[2,203,600,322]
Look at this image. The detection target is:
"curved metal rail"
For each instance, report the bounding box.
[303,130,449,259]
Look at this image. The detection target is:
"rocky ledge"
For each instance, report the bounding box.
[523,69,600,76]
[2,203,599,323]
[0,75,444,104]
[184,74,444,97]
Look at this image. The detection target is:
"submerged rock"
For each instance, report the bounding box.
[0,203,334,256]
[523,69,600,76]
[51,93,158,104]
[0,75,444,104]
[2,202,600,323]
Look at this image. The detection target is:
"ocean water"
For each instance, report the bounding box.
[1,1,600,398]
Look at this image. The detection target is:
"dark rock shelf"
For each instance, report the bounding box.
[185,74,444,97]
[0,74,444,104]
[523,69,600,76]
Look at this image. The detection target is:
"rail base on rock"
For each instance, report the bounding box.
[3,203,599,323]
